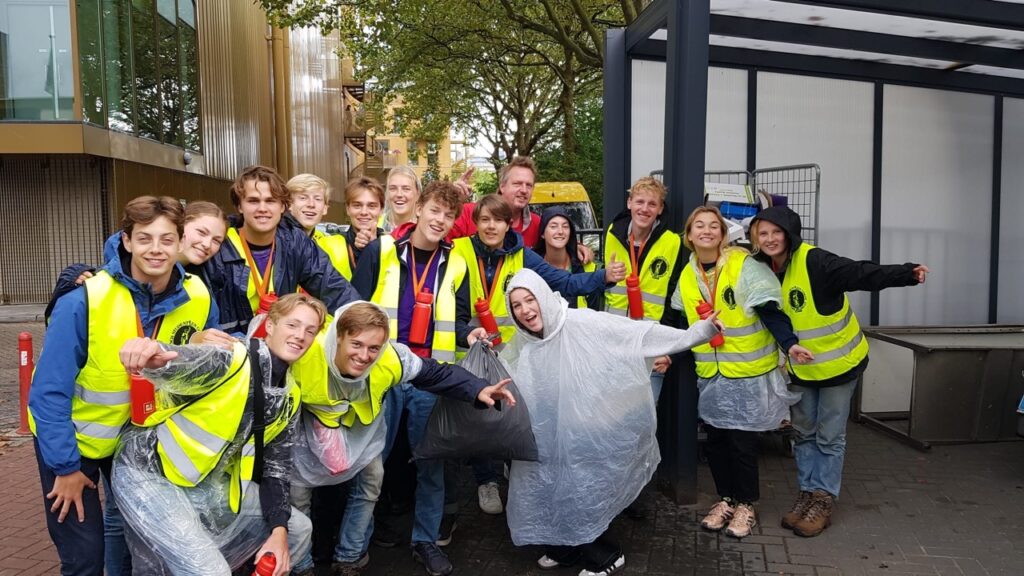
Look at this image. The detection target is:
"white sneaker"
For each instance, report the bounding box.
[578,554,625,576]
[477,481,504,514]
[537,555,563,570]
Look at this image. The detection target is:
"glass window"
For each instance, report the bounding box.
[178,0,199,150]
[103,0,135,132]
[77,0,104,124]
[132,0,161,140]
[0,0,74,120]
[156,0,180,146]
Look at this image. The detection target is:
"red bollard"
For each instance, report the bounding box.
[17,332,34,436]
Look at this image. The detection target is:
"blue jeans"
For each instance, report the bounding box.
[383,383,444,544]
[290,455,384,567]
[650,371,665,405]
[101,475,132,576]
[34,439,105,576]
[790,379,858,498]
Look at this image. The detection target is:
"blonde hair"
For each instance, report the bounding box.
[629,176,667,204]
[267,293,328,331]
[287,173,331,198]
[682,206,730,256]
[386,165,422,193]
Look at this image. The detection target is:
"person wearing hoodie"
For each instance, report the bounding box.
[289,175,385,280]
[603,177,686,404]
[748,206,929,537]
[203,165,361,337]
[287,301,516,575]
[502,268,721,576]
[673,206,813,539]
[534,206,602,310]
[350,181,469,576]
[28,196,218,576]
[111,293,328,576]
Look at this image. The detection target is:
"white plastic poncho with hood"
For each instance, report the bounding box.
[292,301,430,486]
[501,268,719,546]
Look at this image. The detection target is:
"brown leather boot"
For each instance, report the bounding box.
[792,490,834,537]
[781,491,814,529]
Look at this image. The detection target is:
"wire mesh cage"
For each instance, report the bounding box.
[752,164,821,246]
[649,169,752,186]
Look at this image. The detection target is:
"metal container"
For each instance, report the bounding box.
[857,326,1024,450]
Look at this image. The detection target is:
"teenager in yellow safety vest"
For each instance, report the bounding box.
[205,165,360,337]
[673,206,814,540]
[28,196,218,575]
[455,194,623,356]
[749,206,928,538]
[533,206,603,310]
[287,301,515,573]
[348,181,469,575]
[289,174,386,281]
[603,177,687,405]
[110,293,328,575]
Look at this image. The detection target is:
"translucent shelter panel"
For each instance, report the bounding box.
[630,62,746,184]
[756,72,874,323]
[998,97,1024,323]
[880,85,994,325]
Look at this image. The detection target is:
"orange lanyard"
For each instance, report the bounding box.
[409,247,440,295]
[628,233,648,277]
[477,256,505,303]
[135,311,163,339]
[348,244,357,269]
[238,230,275,299]
[698,260,720,307]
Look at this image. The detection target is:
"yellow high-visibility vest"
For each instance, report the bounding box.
[452,237,523,357]
[312,229,353,280]
[604,227,680,322]
[30,270,210,459]
[781,243,869,381]
[679,250,778,379]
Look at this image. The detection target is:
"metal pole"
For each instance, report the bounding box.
[659,0,710,505]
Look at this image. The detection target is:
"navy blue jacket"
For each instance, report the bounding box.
[30,253,219,475]
[203,213,360,335]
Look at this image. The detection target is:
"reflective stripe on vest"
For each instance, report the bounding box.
[371,236,466,363]
[291,326,404,427]
[603,226,680,322]
[679,250,779,379]
[144,343,250,488]
[452,237,523,359]
[313,229,353,280]
[31,270,211,459]
[781,243,869,381]
[226,227,274,314]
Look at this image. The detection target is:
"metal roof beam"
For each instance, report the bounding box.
[712,15,1024,70]
[626,0,668,52]
[773,0,1024,32]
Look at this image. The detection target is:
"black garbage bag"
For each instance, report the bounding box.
[414,341,538,461]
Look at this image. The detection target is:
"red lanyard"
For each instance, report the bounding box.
[409,247,440,295]
[348,244,357,269]
[136,311,163,339]
[477,257,505,303]
[238,230,275,299]
[628,233,648,277]
[698,260,720,307]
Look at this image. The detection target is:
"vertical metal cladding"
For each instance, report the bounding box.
[197,0,275,180]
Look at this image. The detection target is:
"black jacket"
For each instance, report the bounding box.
[750,207,921,387]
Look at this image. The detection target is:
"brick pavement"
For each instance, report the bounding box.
[1,316,1022,575]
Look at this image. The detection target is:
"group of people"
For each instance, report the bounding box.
[28,155,927,576]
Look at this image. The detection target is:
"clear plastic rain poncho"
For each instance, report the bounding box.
[111,340,301,575]
[501,269,719,546]
[291,301,393,487]
[672,250,801,431]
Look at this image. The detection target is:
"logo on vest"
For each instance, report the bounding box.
[722,286,737,309]
[170,321,199,345]
[650,257,669,279]
[788,287,807,312]
[502,274,513,293]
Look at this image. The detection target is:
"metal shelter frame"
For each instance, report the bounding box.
[604,0,1024,503]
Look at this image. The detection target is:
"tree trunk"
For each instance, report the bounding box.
[560,48,578,170]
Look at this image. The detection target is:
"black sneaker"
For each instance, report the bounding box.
[372,521,404,548]
[331,552,370,576]
[411,542,453,576]
[436,515,458,547]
